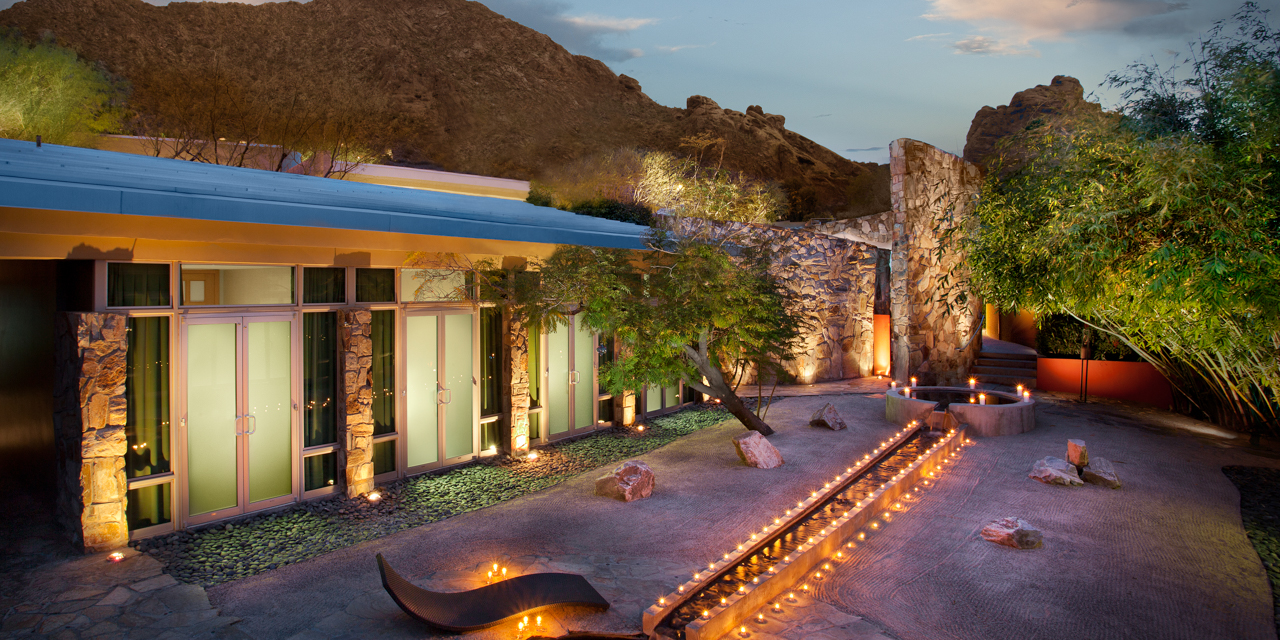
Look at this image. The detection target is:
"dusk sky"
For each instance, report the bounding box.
[5,0,1273,164]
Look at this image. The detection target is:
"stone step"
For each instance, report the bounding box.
[977,350,1039,362]
[972,365,1039,380]
[976,373,1038,387]
[975,357,1037,371]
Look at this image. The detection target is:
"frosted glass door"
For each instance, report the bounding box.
[664,386,680,409]
[573,319,594,430]
[547,323,570,436]
[406,315,439,468]
[646,385,662,413]
[443,314,474,460]
[187,323,238,516]
[247,321,292,503]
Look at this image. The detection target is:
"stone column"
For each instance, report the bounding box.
[54,312,129,553]
[888,138,984,386]
[504,309,531,454]
[612,391,636,427]
[339,309,374,498]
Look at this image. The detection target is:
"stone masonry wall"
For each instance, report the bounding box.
[664,216,880,383]
[339,309,374,498]
[504,309,530,454]
[807,211,894,249]
[888,138,984,386]
[54,312,130,553]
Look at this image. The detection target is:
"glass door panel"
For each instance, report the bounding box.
[664,385,681,409]
[443,314,474,460]
[547,323,570,436]
[405,315,439,468]
[186,323,238,516]
[573,319,594,430]
[246,321,293,504]
[645,385,662,413]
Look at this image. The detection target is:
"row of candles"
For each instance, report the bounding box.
[653,424,972,634]
[731,431,971,637]
[888,376,1034,402]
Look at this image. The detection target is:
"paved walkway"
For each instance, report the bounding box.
[208,393,903,639]
[4,390,1277,640]
[0,489,245,639]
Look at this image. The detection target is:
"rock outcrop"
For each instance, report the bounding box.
[1067,439,1088,467]
[809,403,848,431]
[1082,456,1122,489]
[0,0,883,216]
[1029,456,1083,486]
[595,460,655,502]
[733,432,784,469]
[963,76,1105,168]
[980,517,1043,549]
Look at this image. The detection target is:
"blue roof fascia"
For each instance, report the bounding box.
[0,140,649,251]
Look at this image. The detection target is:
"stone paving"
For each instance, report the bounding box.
[0,548,246,639]
[5,389,1279,640]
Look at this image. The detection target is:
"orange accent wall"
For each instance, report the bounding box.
[873,314,891,376]
[1037,358,1174,409]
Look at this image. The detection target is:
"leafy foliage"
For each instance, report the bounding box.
[1035,314,1140,361]
[0,33,122,146]
[949,3,1280,432]
[126,57,388,176]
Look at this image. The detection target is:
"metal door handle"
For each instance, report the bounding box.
[244,414,257,435]
[438,389,452,405]
[570,370,580,384]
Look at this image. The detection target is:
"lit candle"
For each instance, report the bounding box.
[978,393,986,405]
[969,395,975,404]
[910,376,917,387]
[1023,390,1031,400]
[968,377,976,389]
[1015,384,1024,394]
[108,551,125,563]
[890,380,897,389]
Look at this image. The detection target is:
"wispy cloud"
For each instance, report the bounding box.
[563,15,658,32]
[477,0,656,61]
[951,35,1038,56]
[906,32,951,41]
[920,0,1190,56]
[846,147,886,152]
[655,43,714,53]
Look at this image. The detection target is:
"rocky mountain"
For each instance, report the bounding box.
[0,0,882,217]
[963,76,1104,168]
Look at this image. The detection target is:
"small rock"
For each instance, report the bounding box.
[1029,456,1083,486]
[809,403,848,430]
[980,517,1043,549]
[1067,439,1088,467]
[733,431,784,469]
[1082,456,1122,489]
[594,460,655,502]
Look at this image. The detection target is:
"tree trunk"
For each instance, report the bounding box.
[718,388,775,436]
[682,338,776,436]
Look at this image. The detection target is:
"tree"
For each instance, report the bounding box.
[459,230,802,436]
[126,56,387,177]
[0,32,122,146]
[943,3,1280,434]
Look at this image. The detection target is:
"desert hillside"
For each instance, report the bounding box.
[0,0,883,216]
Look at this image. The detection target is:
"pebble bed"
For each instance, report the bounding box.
[1223,466,1280,637]
[132,404,740,588]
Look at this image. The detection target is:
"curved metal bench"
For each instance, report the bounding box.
[376,554,610,631]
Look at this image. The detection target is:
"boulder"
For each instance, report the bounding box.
[594,460,655,502]
[980,517,1043,549]
[1029,456,1083,486]
[733,432,784,469]
[809,403,848,431]
[1067,439,1088,467]
[1082,456,1122,489]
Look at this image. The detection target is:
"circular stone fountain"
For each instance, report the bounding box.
[886,386,1035,437]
